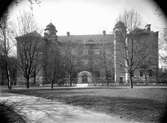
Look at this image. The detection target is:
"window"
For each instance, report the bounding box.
[94,71,100,77]
[140,70,143,77]
[120,77,123,83]
[61,50,65,55]
[82,59,88,65]
[71,49,77,55]
[94,49,100,55]
[38,51,43,56]
[105,49,111,55]
[73,59,78,65]
[148,70,153,77]
[106,71,112,78]
[83,49,88,55]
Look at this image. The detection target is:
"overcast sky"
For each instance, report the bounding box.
[9,0,167,35]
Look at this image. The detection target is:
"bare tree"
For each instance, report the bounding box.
[50,45,63,88]
[118,10,141,85]
[114,10,146,88]
[44,40,63,89]
[0,13,13,89]
[118,10,141,32]
[62,41,75,86]
[0,1,42,89]
[15,11,39,36]
[15,11,41,88]
[16,32,41,88]
[15,0,41,10]
[43,23,65,89]
[101,32,110,86]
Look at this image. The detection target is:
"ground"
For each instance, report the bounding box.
[5,87,167,123]
[0,101,26,123]
[0,92,136,123]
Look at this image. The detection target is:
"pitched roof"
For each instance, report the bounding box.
[16,31,42,39]
[57,34,114,44]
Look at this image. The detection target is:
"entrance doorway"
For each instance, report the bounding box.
[77,71,92,87]
[82,74,88,83]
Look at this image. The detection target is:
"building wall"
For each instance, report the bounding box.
[132,31,159,82]
[43,29,158,85]
[16,26,159,85]
[58,34,114,84]
[114,29,159,83]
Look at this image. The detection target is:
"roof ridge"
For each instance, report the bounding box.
[58,34,114,37]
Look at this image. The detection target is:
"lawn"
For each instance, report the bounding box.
[8,88,167,123]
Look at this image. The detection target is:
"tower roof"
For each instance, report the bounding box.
[45,22,57,32]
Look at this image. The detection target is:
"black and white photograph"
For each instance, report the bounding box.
[0,0,167,122]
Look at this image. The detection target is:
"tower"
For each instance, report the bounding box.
[42,23,58,84]
[113,21,127,84]
[44,22,57,41]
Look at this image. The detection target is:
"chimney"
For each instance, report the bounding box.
[67,32,70,37]
[103,30,106,35]
[145,24,151,31]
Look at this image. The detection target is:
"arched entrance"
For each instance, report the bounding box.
[77,71,92,87]
[82,74,88,83]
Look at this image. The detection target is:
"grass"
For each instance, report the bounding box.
[61,96,165,122]
[7,88,167,123]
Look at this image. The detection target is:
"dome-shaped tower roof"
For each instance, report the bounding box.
[45,23,57,32]
[114,21,126,31]
[44,23,57,38]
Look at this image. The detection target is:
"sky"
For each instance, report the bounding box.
[9,0,167,36]
[7,0,167,67]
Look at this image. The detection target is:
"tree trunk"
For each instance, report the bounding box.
[7,69,12,90]
[130,75,133,88]
[2,18,11,90]
[144,72,147,82]
[107,80,109,86]
[51,80,54,89]
[106,74,109,86]
[5,60,12,90]
[33,72,36,85]
[26,77,30,88]
[69,74,72,86]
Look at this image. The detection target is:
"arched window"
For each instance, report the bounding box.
[140,70,143,77]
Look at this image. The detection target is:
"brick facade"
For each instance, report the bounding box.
[16,23,159,85]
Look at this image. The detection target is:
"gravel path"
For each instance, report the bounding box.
[0,93,140,123]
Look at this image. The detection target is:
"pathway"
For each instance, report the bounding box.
[0,93,140,123]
